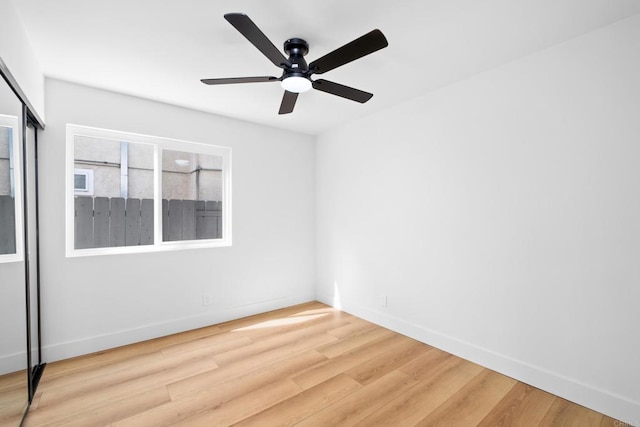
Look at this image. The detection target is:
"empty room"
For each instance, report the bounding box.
[1,0,639,425]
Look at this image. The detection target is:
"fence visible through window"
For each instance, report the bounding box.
[68,125,231,255]
[0,196,16,254]
[74,196,222,249]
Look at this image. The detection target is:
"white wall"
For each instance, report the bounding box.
[39,79,316,361]
[0,0,45,121]
[316,14,640,423]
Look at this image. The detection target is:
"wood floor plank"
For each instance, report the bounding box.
[32,356,217,425]
[539,397,605,427]
[345,338,432,385]
[167,350,326,401]
[476,382,557,427]
[24,386,170,427]
[35,351,166,394]
[0,370,28,393]
[41,324,224,380]
[211,302,330,335]
[169,378,302,426]
[233,374,362,426]
[0,411,24,427]
[355,356,483,426]
[160,333,252,357]
[37,348,218,409]
[291,332,411,390]
[601,417,633,427]
[227,311,345,341]
[0,384,27,411]
[114,351,326,427]
[288,305,340,317]
[295,370,419,426]
[415,369,517,426]
[399,346,455,379]
[0,374,27,427]
[213,315,346,366]
[325,318,377,339]
[316,325,394,358]
[22,302,625,427]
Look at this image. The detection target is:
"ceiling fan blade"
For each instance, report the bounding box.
[309,29,388,75]
[279,91,298,114]
[201,76,278,85]
[312,79,373,103]
[224,13,291,68]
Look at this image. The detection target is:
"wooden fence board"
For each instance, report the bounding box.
[162,199,169,243]
[140,199,154,245]
[197,204,214,239]
[167,199,183,241]
[125,198,141,246]
[110,198,126,247]
[93,197,110,248]
[0,195,16,254]
[75,196,94,249]
[182,200,196,240]
[206,201,221,211]
[206,200,222,239]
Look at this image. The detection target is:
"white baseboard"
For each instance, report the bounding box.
[316,293,640,425]
[43,293,315,363]
[0,351,27,376]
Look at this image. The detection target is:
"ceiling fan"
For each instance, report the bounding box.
[201,13,389,115]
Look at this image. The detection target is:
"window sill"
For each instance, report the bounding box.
[66,238,232,258]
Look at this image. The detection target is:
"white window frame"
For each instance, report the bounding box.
[73,168,94,195]
[0,114,24,263]
[66,124,232,257]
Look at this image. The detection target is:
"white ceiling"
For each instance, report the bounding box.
[13,0,640,136]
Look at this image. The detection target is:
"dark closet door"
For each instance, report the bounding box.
[24,117,43,396]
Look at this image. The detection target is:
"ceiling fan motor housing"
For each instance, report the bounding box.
[283,38,310,78]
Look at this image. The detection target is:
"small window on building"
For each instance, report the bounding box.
[66,125,231,256]
[73,168,94,195]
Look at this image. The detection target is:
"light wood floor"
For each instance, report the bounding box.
[23,302,624,426]
[0,370,28,427]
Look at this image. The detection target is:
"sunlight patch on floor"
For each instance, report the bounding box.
[290,308,337,317]
[232,313,329,331]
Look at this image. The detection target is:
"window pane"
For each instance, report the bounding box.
[74,136,154,249]
[162,150,223,241]
[74,173,86,189]
[0,125,16,255]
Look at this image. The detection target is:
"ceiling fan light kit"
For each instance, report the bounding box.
[201,13,388,114]
[281,76,312,93]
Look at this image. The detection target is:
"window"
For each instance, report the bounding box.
[66,124,231,256]
[73,168,94,195]
[0,114,23,262]
[162,150,224,241]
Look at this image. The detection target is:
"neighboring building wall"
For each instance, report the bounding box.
[161,150,222,201]
[74,136,122,198]
[74,136,221,200]
[127,142,154,199]
[0,127,11,196]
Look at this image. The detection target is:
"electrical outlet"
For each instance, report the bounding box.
[202,294,213,306]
